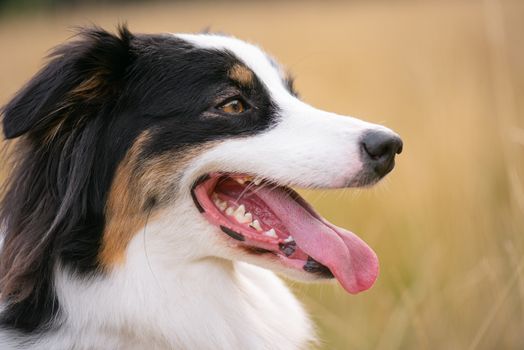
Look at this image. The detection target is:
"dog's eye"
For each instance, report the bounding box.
[218,99,247,115]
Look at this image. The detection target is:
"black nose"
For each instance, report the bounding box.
[361,130,403,177]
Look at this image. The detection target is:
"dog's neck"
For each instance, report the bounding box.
[56,260,313,349]
[3,217,315,349]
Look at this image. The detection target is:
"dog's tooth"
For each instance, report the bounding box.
[234,204,245,216]
[233,205,248,223]
[236,178,246,185]
[234,212,244,222]
[225,207,234,216]
[235,211,252,224]
[264,228,277,238]
[213,199,227,212]
[212,194,228,211]
[250,220,262,231]
[284,236,294,243]
[217,201,227,211]
[235,213,253,224]
[253,178,262,186]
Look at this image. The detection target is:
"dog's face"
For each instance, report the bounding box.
[104,33,402,294]
[1,27,402,316]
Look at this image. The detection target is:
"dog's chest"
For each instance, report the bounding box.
[149,263,316,349]
[3,263,315,350]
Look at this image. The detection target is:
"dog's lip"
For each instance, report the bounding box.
[191,172,379,294]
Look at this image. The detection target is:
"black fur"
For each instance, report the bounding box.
[0,26,279,334]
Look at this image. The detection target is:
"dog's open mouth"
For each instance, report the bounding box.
[191,173,378,294]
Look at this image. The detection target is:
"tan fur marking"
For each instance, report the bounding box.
[229,64,254,87]
[42,74,107,144]
[43,117,68,144]
[99,131,152,267]
[99,132,217,268]
[71,73,106,100]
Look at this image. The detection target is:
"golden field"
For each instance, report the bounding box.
[1,1,523,349]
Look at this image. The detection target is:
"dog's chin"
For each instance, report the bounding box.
[190,172,380,295]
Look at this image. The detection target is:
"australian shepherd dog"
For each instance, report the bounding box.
[0,26,402,349]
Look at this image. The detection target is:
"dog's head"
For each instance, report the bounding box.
[0,26,401,329]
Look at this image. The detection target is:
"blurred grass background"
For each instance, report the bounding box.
[1,0,523,349]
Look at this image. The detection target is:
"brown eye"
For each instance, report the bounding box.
[219,99,246,114]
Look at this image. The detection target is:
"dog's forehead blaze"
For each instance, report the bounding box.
[99,131,217,267]
[176,34,287,95]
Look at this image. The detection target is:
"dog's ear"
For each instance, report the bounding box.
[1,25,133,139]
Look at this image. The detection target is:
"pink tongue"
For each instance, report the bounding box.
[256,187,379,294]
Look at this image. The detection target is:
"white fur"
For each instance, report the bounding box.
[0,34,399,349]
[176,33,397,188]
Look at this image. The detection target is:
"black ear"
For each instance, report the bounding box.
[1,25,133,139]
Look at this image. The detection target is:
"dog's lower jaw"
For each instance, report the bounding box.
[1,238,316,349]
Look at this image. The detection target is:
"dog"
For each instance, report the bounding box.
[0,26,402,349]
